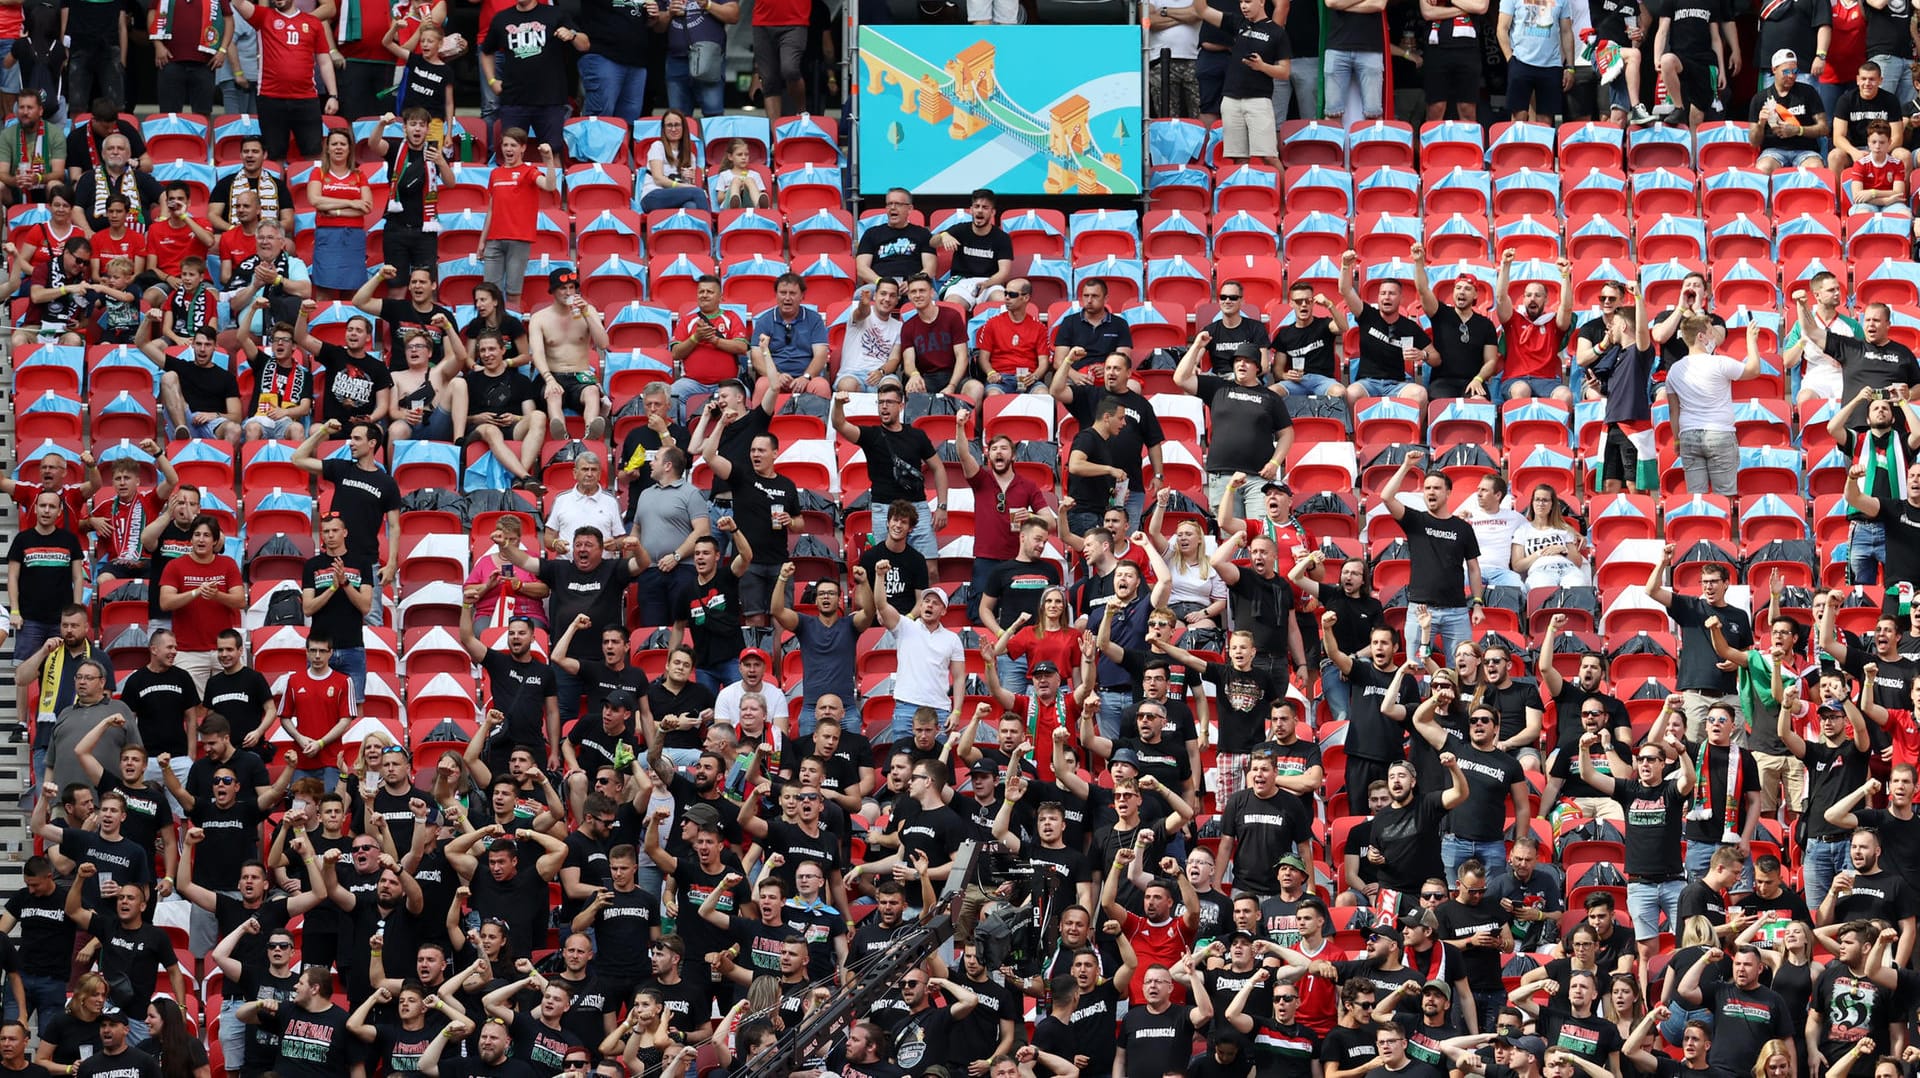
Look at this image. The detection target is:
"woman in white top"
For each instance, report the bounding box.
[1147,490,1227,631]
[1666,318,1763,497]
[639,109,710,213]
[1511,484,1592,590]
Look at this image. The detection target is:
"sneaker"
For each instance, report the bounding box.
[1629,103,1657,125]
[585,416,606,441]
[173,424,190,440]
[548,414,566,441]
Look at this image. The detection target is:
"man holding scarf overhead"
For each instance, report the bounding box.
[365,107,454,287]
[151,0,229,115]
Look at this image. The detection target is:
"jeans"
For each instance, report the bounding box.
[1272,55,1321,121]
[994,653,1030,696]
[20,974,65,1035]
[1322,49,1385,127]
[12,620,54,669]
[1065,508,1105,537]
[577,54,648,123]
[497,104,570,159]
[888,700,948,745]
[217,997,245,1068]
[1096,688,1135,742]
[1480,563,1523,590]
[1525,560,1592,591]
[479,53,504,126]
[1319,659,1352,723]
[328,647,368,707]
[1277,372,1342,396]
[1660,1004,1712,1046]
[1627,878,1685,940]
[156,61,216,115]
[294,766,341,792]
[661,746,702,771]
[1406,602,1473,659]
[640,185,713,212]
[1441,835,1508,886]
[968,557,1008,623]
[1802,836,1854,911]
[695,659,740,694]
[220,83,257,117]
[1205,472,1269,524]
[1850,520,1885,585]
[1684,839,1753,890]
[797,702,861,737]
[638,564,694,629]
[1676,428,1739,497]
[670,377,726,425]
[871,500,940,558]
[143,755,193,816]
[666,53,727,117]
[123,1019,149,1045]
[1874,55,1916,106]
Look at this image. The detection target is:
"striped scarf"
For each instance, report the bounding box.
[92,167,146,227]
[153,0,224,56]
[37,642,100,723]
[1690,742,1744,843]
[1856,427,1908,508]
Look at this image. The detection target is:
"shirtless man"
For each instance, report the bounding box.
[528,268,610,443]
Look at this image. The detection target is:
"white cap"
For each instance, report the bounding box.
[1771,48,1798,69]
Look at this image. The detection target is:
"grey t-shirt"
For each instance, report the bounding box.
[47,698,142,791]
[633,477,710,560]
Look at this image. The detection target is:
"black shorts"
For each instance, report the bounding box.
[1423,46,1483,104]
[1672,52,1716,115]
[556,370,598,413]
[382,225,439,284]
[1603,424,1641,484]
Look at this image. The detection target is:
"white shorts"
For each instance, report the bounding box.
[942,277,1005,310]
[1802,364,1842,400]
[1220,95,1277,158]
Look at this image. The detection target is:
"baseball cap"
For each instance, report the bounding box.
[1402,908,1439,933]
[1277,852,1309,873]
[1224,928,1256,945]
[1368,924,1402,941]
[1771,48,1797,69]
[1263,480,1293,495]
[604,688,638,711]
[1455,274,1480,292]
[1501,1036,1548,1060]
[1421,979,1452,1000]
[1030,660,1060,677]
[917,588,949,609]
[1110,747,1142,768]
[738,647,772,666]
[100,1006,128,1024]
[549,267,580,290]
[969,758,1000,781]
[683,803,722,827]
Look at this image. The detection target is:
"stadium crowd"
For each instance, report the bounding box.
[11,3,1920,1078]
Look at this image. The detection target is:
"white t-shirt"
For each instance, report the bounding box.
[641,141,695,200]
[715,677,792,728]
[1164,547,1229,609]
[1666,353,1745,434]
[840,309,903,385]
[893,615,965,710]
[545,487,626,548]
[1148,0,1200,60]
[1458,503,1527,572]
[1513,520,1580,569]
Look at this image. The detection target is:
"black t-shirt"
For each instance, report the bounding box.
[1372,792,1449,892]
[470,862,553,959]
[203,668,274,751]
[93,772,173,859]
[1355,307,1429,382]
[1067,428,1120,509]
[860,540,931,616]
[1836,87,1901,134]
[1219,786,1313,895]
[1205,315,1269,373]
[1598,341,1657,424]
[1322,588,1387,656]
[188,799,267,889]
[1326,2,1387,50]
[1613,778,1688,878]
[1271,316,1340,377]
[6,527,81,623]
[1830,333,1920,405]
[1222,9,1289,97]
[537,557,635,660]
[92,916,177,1010]
[1669,594,1751,694]
[479,650,558,750]
[1067,385,1165,488]
[1539,1006,1623,1067]
[1399,507,1480,607]
[1195,373,1292,474]
[376,298,456,367]
[74,1049,160,1078]
[1750,82,1827,154]
[1833,868,1907,924]
[1875,499,1920,591]
[1590,0,1640,43]
[1804,738,1871,841]
[319,458,401,564]
[302,551,376,650]
[482,6,579,104]
[316,345,393,424]
[1866,0,1917,59]
[1446,744,1523,840]
[166,356,241,414]
[577,0,654,56]
[981,557,1062,625]
[858,423,938,505]
[1226,568,1293,658]
[857,222,934,282]
[145,520,194,619]
[1434,899,1508,993]
[941,223,1013,280]
[463,366,538,419]
[1652,0,1726,58]
[1347,659,1417,762]
[731,469,799,567]
[1205,661,1287,753]
[673,565,746,667]
[5,882,75,979]
[648,677,715,750]
[1427,306,1500,386]
[1122,1003,1198,1078]
[1703,981,1793,1073]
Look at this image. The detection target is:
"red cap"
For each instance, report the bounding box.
[738,647,773,666]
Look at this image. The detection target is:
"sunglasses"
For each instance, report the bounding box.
[353,845,380,853]
[1277,994,1299,1001]
[1421,892,1447,900]
[267,942,294,950]
[1218,293,1242,301]
[1005,289,1030,297]
[564,1063,590,1069]
[212,776,238,786]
